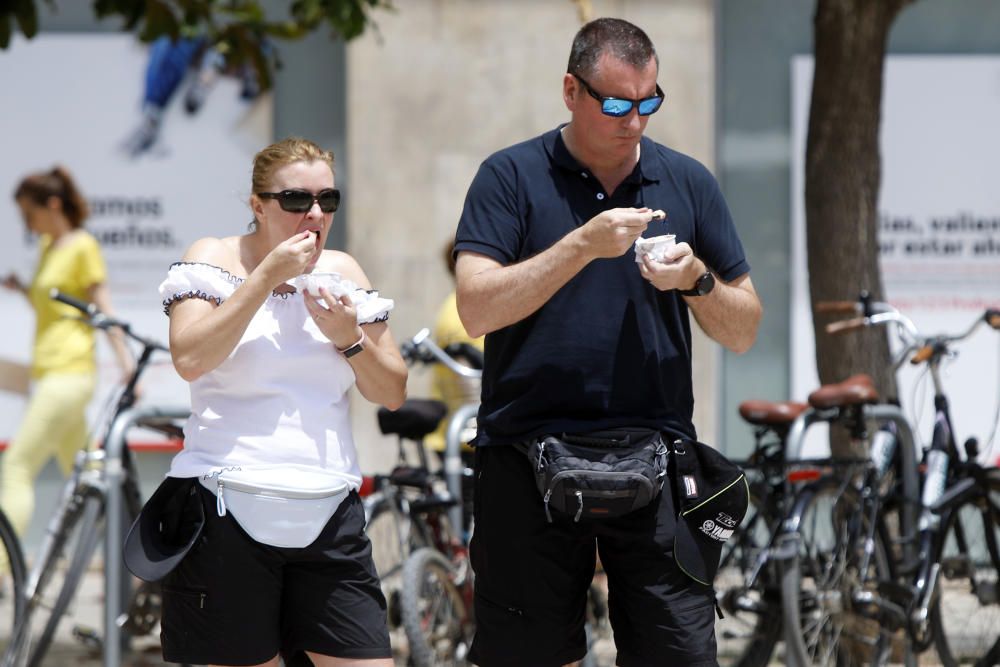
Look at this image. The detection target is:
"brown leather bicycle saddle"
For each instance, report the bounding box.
[738,400,809,426]
[808,374,879,409]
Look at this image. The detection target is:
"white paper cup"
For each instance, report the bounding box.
[289,272,344,297]
[634,234,676,263]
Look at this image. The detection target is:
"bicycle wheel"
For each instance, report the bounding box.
[0,509,27,655]
[781,478,894,666]
[365,491,422,632]
[2,492,104,667]
[715,485,782,667]
[400,547,472,667]
[28,494,103,667]
[366,493,411,581]
[930,472,1000,667]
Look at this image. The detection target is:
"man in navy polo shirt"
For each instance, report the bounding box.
[454,17,761,667]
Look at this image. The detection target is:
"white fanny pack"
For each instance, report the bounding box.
[200,465,351,549]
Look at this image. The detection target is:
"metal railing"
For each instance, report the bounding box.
[102,405,189,667]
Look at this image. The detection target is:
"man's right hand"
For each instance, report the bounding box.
[577,207,657,260]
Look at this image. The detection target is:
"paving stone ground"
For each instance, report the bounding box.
[15,565,953,666]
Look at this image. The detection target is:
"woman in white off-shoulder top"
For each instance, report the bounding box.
[147,137,406,667]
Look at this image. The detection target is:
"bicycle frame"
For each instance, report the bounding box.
[3,290,188,667]
[403,328,482,539]
[781,298,1000,666]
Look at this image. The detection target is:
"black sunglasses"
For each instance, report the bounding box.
[572,73,665,117]
[257,188,341,213]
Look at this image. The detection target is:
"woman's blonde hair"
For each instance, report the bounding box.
[249,137,335,229]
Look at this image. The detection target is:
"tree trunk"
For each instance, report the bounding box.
[806,0,915,454]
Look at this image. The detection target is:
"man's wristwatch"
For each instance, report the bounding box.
[678,271,716,297]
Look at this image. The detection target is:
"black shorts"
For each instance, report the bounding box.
[160,485,391,665]
[469,445,718,667]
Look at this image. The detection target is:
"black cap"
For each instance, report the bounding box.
[123,476,205,582]
[670,439,749,586]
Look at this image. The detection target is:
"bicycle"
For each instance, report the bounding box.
[365,330,612,666]
[362,329,481,666]
[714,398,808,667]
[715,382,887,667]
[0,506,27,657]
[0,290,186,667]
[780,295,1000,666]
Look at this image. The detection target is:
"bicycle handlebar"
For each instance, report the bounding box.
[50,288,167,352]
[814,300,861,315]
[987,308,1000,330]
[820,292,997,371]
[825,316,866,335]
[400,328,483,379]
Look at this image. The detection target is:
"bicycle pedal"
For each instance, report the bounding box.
[720,588,767,616]
[72,625,103,651]
[852,589,906,630]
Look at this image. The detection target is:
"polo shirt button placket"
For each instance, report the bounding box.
[596,193,605,201]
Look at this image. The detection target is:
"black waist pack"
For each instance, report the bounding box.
[517,427,668,522]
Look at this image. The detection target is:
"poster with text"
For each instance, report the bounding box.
[0,34,272,442]
[791,55,1000,462]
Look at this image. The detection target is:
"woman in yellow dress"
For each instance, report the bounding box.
[1,166,132,537]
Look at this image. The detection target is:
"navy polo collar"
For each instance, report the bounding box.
[543,124,662,187]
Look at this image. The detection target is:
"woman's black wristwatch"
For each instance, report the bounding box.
[678,272,716,297]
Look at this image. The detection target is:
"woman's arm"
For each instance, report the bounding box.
[306,252,407,409]
[168,232,317,381]
[88,281,135,380]
[2,274,29,300]
[341,320,408,410]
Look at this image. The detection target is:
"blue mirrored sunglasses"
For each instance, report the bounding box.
[572,73,665,117]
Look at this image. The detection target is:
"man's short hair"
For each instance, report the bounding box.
[567,17,659,79]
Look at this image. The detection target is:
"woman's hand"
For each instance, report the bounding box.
[304,287,362,349]
[2,273,25,293]
[255,231,320,287]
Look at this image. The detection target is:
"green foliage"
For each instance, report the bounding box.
[0,0,41,48]
[0,0,392,88]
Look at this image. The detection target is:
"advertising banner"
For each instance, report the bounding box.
[791,55,1000,461]
[0,34,272,442]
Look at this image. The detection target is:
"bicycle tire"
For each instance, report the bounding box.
[715,486,782,667]
[0,508,28,656]
[28,494,103,667]
[929,471,1000,667]
[0,485,91,667]
[400,547,472,667]
[366,494,412,582]
[365,491,427,632]
[780,477,894,666]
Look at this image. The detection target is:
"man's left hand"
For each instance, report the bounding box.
[637,242,705,292]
